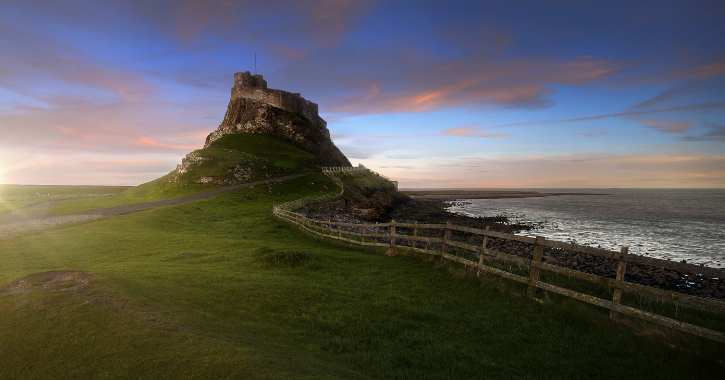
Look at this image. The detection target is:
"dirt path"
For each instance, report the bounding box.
[0,174,306,239]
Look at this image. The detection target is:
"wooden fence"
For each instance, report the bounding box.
[272,174,725,344]
[321,165,370,175]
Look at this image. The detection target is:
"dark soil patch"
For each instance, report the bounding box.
[2,271,93,294]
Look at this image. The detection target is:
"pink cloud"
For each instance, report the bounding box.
[135,137,198,151]
[0,24,154,104]
[662,57,725,81]
[442,126,508,139]
[0,96,212,156]
[641,119,692,133]
[692,58,725,78]
[323,57,618,114]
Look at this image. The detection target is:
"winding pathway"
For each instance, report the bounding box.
[0,173,306,239]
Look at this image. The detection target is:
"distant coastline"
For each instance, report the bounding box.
[401,189,608,200]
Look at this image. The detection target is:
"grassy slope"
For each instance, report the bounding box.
[0,185,129,215]
[14,135,317,216]
[193,133,316,175]
[338,171,397,197]
[0,174,721,379]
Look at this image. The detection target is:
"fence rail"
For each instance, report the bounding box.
[272,171,725,344]
[321,165,370,175]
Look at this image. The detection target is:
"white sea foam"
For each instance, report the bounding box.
[447,189,725,268]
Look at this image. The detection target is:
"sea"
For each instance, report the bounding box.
[446,189,725,268]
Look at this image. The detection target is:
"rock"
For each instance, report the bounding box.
[168,71,351,186]
[176,151,207,175]
[205,71,350,167]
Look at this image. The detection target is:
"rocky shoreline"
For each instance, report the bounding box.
[484,236,725,300]
[302,196,725,301]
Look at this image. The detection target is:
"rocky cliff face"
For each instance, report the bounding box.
[204,72,350,167]
[169,72,351,185]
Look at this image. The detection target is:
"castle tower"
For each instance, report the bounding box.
[233,71,267,89]
[228,72,320,123]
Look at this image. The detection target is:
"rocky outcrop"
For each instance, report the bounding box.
[168,71,351,185]
[171,150,274,185]
[205,72,350,167]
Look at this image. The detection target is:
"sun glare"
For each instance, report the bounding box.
[0,163,6,185]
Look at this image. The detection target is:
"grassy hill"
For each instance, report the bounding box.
[0,174,722,378]
[6,135,318,217]
[170,134,317,186]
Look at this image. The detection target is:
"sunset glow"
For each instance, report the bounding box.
[1,1,724,187]
[1,2,725,376]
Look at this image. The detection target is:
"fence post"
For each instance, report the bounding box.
[610,246,629,320]
[477,226,490,277]
[527,236,545,298]
[386,220,397,256]
[413,221,418,250]
[442,221,451,259]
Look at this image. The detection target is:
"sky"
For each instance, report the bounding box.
[1,0,724,188]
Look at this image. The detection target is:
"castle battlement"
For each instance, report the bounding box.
[231,71,319,122]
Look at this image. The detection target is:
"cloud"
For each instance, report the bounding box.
[577,129,608,138]
[309,56,617,114]
[464,57,725,131]
[2,1,723,188]
[0,150,179,186]
[626,58,725,116]
[441,126,508,139]
[0,23,154,104]
[0,97,211,154]
[668,57,725,81]
[487,101,725,129]
[683,123,725,142]
[692,58,725,78]
[632,81,725,111]
[2,1,620,120]
[369,153,725,189]
[640,119,692,133]
[135,137,199,151]
[304,0,372,45]
[129,0,372,50]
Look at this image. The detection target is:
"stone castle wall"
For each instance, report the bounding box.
[230,71,320,122]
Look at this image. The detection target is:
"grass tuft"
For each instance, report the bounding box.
[254,247,317,268]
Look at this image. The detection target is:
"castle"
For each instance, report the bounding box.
[203,71,351,167]
[230,71,320,123]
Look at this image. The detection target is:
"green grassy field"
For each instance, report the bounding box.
[0,185,129,215]
[1,174,722,379]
